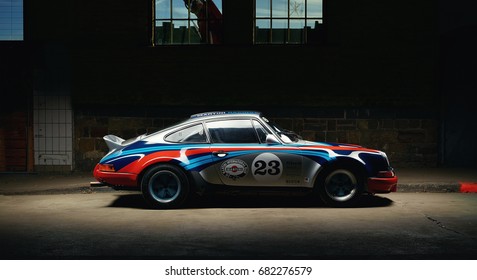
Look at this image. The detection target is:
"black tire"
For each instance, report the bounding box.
[141,164,190,209]
[317,167,363,207]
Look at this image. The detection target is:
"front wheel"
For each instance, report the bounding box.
[317,168,363,207]
[141,164,190,209]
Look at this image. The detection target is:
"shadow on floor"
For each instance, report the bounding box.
[108,192,393,210]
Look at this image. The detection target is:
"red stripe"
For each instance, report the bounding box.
[460,182,477,193]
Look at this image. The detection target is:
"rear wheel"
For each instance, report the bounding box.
[317,168,363,207]
[141,164,190,209]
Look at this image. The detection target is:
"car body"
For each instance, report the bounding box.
[93,111,397,208]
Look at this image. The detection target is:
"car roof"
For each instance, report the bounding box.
[142,111,266,142]
[149,111,263,136]
[189,111,262,120]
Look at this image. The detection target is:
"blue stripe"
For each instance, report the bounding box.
[101,142,338,171]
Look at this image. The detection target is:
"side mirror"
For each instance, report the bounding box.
[265,134,280,144]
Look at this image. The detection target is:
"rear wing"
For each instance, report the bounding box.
[103,134,148,152]
[103,135,125,151]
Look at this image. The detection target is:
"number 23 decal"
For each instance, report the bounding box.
[253,160,280,175]
[251,153,283,181]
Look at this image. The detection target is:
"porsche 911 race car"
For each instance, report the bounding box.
[93,111,397,208]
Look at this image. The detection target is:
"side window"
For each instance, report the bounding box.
[206,119,259,143]
[165,124,207,143]
[252,120,268,143]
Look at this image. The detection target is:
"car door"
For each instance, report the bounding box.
[204,118,304,187]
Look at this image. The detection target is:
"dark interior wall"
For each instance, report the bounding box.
[325,0,438,108]
[0,43,31,113]
[0,42,32,172]
[29,0,436,111]
[439,0,477,167]
[25,0,150,45]
[4,0,454,170]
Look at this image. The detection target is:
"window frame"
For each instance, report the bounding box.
[0,0,24,41]
[152,0,324,46]
[254,0,324,44]
[153,0,223,45]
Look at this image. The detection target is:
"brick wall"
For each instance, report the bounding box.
[75,111,438,171]
[74,114,184,171]
[270,117,438,168]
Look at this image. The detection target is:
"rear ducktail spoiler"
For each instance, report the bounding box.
[103,135,125,151]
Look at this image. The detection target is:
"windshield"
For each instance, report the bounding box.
[262,117,303,143]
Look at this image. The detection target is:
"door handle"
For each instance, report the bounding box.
[212,151,228,158]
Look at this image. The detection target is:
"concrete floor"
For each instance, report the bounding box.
[1,192,476,259]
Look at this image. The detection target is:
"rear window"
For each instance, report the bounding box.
[165,124,207,143]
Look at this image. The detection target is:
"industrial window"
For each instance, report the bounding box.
[154,0,223,45]
[0,0,23,41]
[255,0,323,44]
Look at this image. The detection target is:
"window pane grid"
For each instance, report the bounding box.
[154,0,222,45]
[255,0,323,44]
[153,0,322,45]
[0,0,23,41]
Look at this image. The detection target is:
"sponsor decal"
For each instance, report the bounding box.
[220,159,248,180]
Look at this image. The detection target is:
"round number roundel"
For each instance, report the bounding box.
[251,153,282,182]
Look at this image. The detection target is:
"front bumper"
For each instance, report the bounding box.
[93,164,139,187]
[367,176,398,193]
